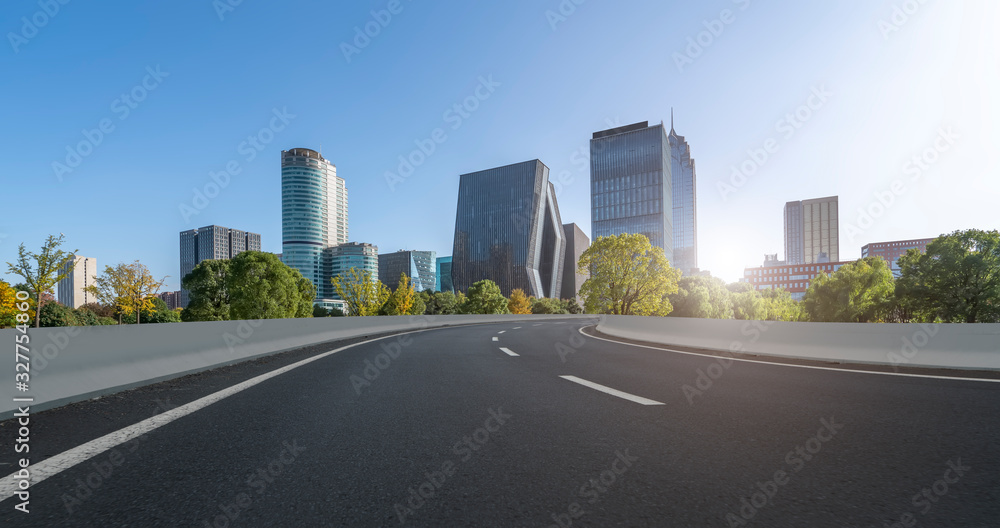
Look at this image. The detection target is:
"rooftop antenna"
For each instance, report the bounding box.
[670,107,675,132]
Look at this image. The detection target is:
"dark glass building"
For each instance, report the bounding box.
[590,121,673,263]
[436,256,453,293]
[452,160,566,298]
[561,223,590,301]
[378,250,437,292]
[669,113,698,275]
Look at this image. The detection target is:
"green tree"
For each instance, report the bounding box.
[531,297,568,314]
[760,288,803,321]
[578,233,681,316]
[896,230,1000,323]
[508,289,532,314]
[181,259,231,322]
[427,291,458,315]
[227,251,304,320]
[39,301,79,327]
[313,305,330,318]
[668,276,733,319]
[74,306,102,326]
[86,261,167,324]
[410,290,426,315]
[5,234,78,327]
[462,280,510,314]
[294,272,316,318]
[121,297,181,324]
[730,289,765,320]
[331,267,391,316]
[562,298,584,314]
[802,257,895,322]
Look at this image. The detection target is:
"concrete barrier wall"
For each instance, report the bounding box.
[597,315,1000,371]
[0,315,592,419]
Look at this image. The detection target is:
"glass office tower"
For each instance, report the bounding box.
[452,160,565,298]
[379,250,437,292]
[281,148,348,304]
[590,121,673,264]
[436,256,453,293]
[669,115,698,275]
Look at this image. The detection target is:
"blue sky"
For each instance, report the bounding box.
[2,0,997,290]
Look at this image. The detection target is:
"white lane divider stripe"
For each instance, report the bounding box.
[513,327,521,329]
[500,347,519,357]
[492,337,499,342]
[497,330,506,334]
[559,375,665,406]
[0,330,422,503]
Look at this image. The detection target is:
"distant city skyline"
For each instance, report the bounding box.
[2,2,997,290]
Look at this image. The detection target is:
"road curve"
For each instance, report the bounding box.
[1,318,998,527]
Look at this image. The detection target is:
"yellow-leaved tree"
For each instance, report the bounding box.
[382,273,416,316]
[87,261,167,324]
[331,268,391,316]
[507,288,531,314]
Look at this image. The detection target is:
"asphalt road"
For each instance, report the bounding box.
[1,318,998,527]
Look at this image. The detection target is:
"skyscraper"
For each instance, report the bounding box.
[590,121,673,263]
[669,112,698,275]
[436,256,453,293]
[561,223,589,302]
[281,148,348,304]
[784,196,839,264]
[179,225,261,307]
[452,159,565,298]
[379,250,437,292]
[57,255,97,309]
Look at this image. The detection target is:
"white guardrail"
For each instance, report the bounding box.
[596,315,1000,372]
[0,315,594,419]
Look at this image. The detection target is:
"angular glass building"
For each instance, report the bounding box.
[590,121,673,263]
[378,250,437,292]
[436,256,453,293]
[561,223,590,302]
[452,160,565,298]
[669,114,698,275]
[281,148,348,305]
[322,242,378,309]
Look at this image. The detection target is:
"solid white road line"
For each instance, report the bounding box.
[559,375,665,406]
[500,347,519,357]
[492,336,499,342]
[578,327,1000,383]
[0,329,430,503]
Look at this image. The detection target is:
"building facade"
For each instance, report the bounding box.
[862,237,935,277]
[590,121,673,263]
[743,258,852,300]
[322,242,379,307]
[561,223,590,301]
[281,148,348,306]
[436,256,453,293]
[179,226,261,307]
[57,255,97,309]
[379,250,436,292]
[784,196,839,265]
[159,290,181,310]
[452,159,565,298]
[669,114,698,275]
